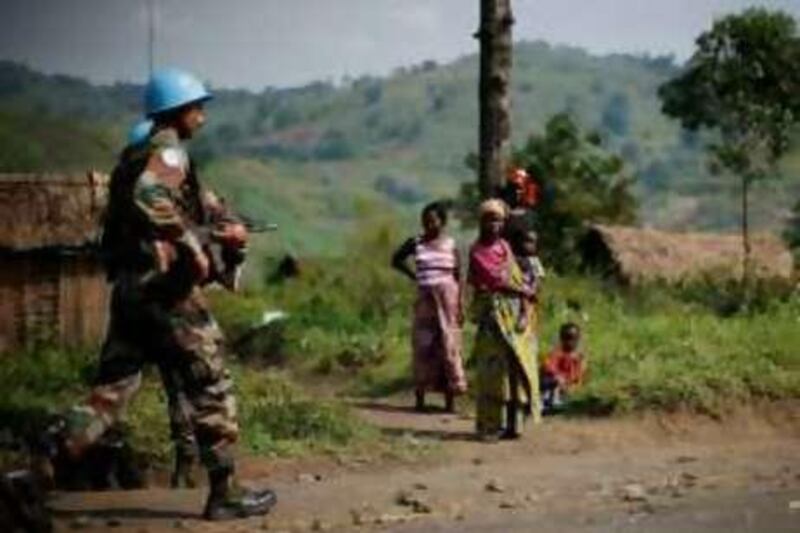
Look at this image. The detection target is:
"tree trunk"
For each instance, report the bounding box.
[741,175,751,286]
[477,0,514,199]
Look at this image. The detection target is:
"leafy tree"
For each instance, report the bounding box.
[514,113,637,270]
[215,123,244,148]
[272,104,302,130]
[373,174,427,205]
[785,199,800,259]
[362,80,383,106]
[601,91,631,136]
[313,129,355,160]
[426,84,447,113]
[658,8,800,281]
[458,113,637,271]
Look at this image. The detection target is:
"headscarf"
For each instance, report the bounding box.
[479,198,508,220]
[507,167,540,208]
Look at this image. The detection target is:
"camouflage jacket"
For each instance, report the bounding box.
[101,128,235,300]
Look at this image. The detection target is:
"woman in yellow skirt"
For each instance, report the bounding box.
[468,199,540,440]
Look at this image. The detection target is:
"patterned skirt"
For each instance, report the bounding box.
[412,280,467,394]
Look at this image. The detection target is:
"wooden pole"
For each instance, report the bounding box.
[477,0,514,199]
[742,175,752,286]
[147,0,156,76]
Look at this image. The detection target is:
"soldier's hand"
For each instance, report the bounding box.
[154,240,178,273]
[193,250,211,282]
[213,222,248,248]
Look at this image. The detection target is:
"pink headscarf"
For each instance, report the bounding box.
[469,238,512,292]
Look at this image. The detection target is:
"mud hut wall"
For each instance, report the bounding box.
[58,255,109,347]
[0,260,22,353]
[0,254,109,353]
[0,255,59,351]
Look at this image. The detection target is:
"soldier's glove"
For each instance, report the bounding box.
[154,240,178,273]
[192,248,211,283]
[213,222,248,249]
[212,223,248,292]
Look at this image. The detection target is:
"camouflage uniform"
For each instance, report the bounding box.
[65,127,238,475]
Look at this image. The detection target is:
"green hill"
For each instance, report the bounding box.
[1,41,798,256]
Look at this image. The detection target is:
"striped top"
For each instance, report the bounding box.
[414,235,458,287]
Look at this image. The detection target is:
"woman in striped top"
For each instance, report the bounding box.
[392,201,467,412]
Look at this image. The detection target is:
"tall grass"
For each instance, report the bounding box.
[538,277,800,415]
[2,217,798,471]
[0,348,375,470]
[216,215,418,388]
[214,217,800,418]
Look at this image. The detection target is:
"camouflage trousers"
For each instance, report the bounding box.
[65,277,238,473]
[159,368,198,462]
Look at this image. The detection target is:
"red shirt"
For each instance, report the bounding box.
[542,347,585,388]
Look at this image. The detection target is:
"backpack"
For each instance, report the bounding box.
[99,145,151,280]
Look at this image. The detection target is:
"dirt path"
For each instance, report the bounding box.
[51,399,800,532]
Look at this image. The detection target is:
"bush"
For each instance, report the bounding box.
[514,113,638,271]
[457,113,638,271]
[217,217,800,418]
[236,370,375,455]
[373,174,427,205]
[0,344,375,471]
[313,129,355,160]
[536,275,800,416]
[672,274,798,317]
[784,199,800,262]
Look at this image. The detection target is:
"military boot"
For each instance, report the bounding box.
[170,449,197,489]
[202,467,277,521]
[28,416,69,490]
[0,469,52,533]
[101,427,144,490]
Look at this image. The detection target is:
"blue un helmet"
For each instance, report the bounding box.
[144,68,212,117]
[127,119,153,146]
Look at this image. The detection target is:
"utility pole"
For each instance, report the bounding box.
[147,0,157,76]
[476,0,514,199]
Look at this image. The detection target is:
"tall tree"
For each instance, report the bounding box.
[477,0,514,199]
[515,113,637,271]
[785,199,800,259]
[601,92,631,137]
[658,8,800,282]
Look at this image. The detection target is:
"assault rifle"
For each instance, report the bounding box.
[202,216,278,292]
[240,215,279,234]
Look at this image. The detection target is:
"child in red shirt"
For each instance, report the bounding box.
[540,322,586,414]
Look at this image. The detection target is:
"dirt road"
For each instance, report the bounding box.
[51,400,800,532]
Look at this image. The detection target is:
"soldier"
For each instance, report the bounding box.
[127,117,198,489]
[46,68,276,520]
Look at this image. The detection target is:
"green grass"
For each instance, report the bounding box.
[236,370,375,456]
[539,277,800,416]
[0,346,377,471]
[1,219,798,471]
[213,219,800,419]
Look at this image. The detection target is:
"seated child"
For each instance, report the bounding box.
[540,322,586,413]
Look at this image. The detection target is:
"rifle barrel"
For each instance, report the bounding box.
[245,222,278,233]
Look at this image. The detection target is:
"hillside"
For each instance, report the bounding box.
[1,41,798,256]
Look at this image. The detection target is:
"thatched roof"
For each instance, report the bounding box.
[0,172,108,253]
[581,224,794,284]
